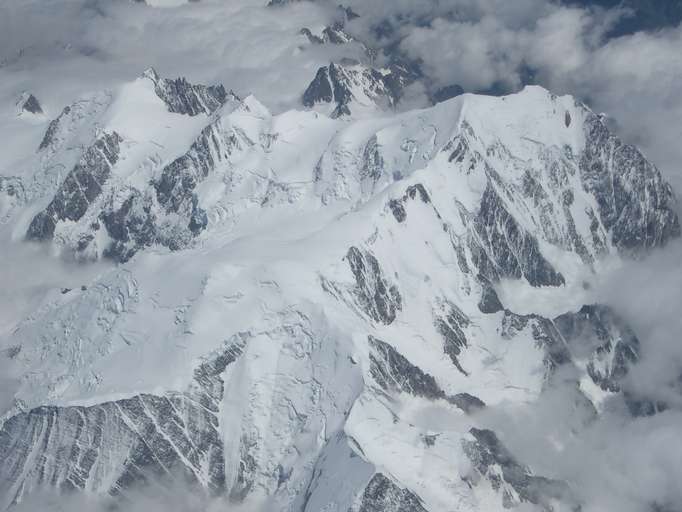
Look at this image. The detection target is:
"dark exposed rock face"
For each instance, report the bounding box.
[99,119,243,262]
[300,28,324,45]
[302,62,398,118]
[303,67,334,106]
[389,184,432,223]
[447,393,486,414]
[552,304,667,418]
[463,428,577,510]
[144,68,228,116]
[0,177,24,199]
[369,336,444,401]
[336,4,360,21]
[0,176,25,221]
[554,304,640,392]
[388,198,406,223]
[624,393,668,418]
[442,105,680,292]
[347,247,402,325]
[322,25,353,44]
[301,3,360,46]
[300,25,353,45]
[26,132,123,241]
[496,302,669,420]
[471,185,565,287]
[580,113,680,253]
[499,311,571,376]
[38,106,71,151]
[435,303,469,375]
[530,315,573,370]
[356,473,428,512]
[1,396,223,501]
[360,135,384,185]
[0,341,244,507]
[267,0,305,5]
[501,304,659,417]
[477,276,504,314]
[518,168,598,266]
[25,71,242,262]
[100,191,158,262]
[368,336,486,413]
[154,122,223,229]
[381,55,423,101]
[20,94,43,114]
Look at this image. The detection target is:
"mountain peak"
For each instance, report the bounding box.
[302,61,398,118]
[141,67,232,116]
[141,66,160,82]
[16,92,43,116]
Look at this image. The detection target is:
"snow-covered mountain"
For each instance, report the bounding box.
[0,65,679,512]
[302,58,420,119]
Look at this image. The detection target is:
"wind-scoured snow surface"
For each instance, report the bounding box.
[1,2,682,512]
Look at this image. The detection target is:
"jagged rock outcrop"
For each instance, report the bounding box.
[580,112,680,253]
[338,5,360,21]
[435,302,470,375]
[463,428,577,510]
[302,62,398,117]
[100,118,244,261]
[143,68,230,116]
[554,304,640,392]
[477,276,504,314]
[388,183,432,223]
[99,191,158,262]
[154,122,230,222]
[368,336,485,413]
[499,310,572,376]
[17,93,43,115]
[499,303,649,412]
[301,25,354,45]
[551,304,668,417]
[27,132,123,241]
[347,248,402,324]
[470,184,566,288]
[267,0,306,6]
[300,4,359,45]
[38,108,67,150]
[431,84,464,104]
[354,473,428,512]
[368,336,445,400]
[24,71,242,262]
[0,177,25,224]
[37,91,113,154]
